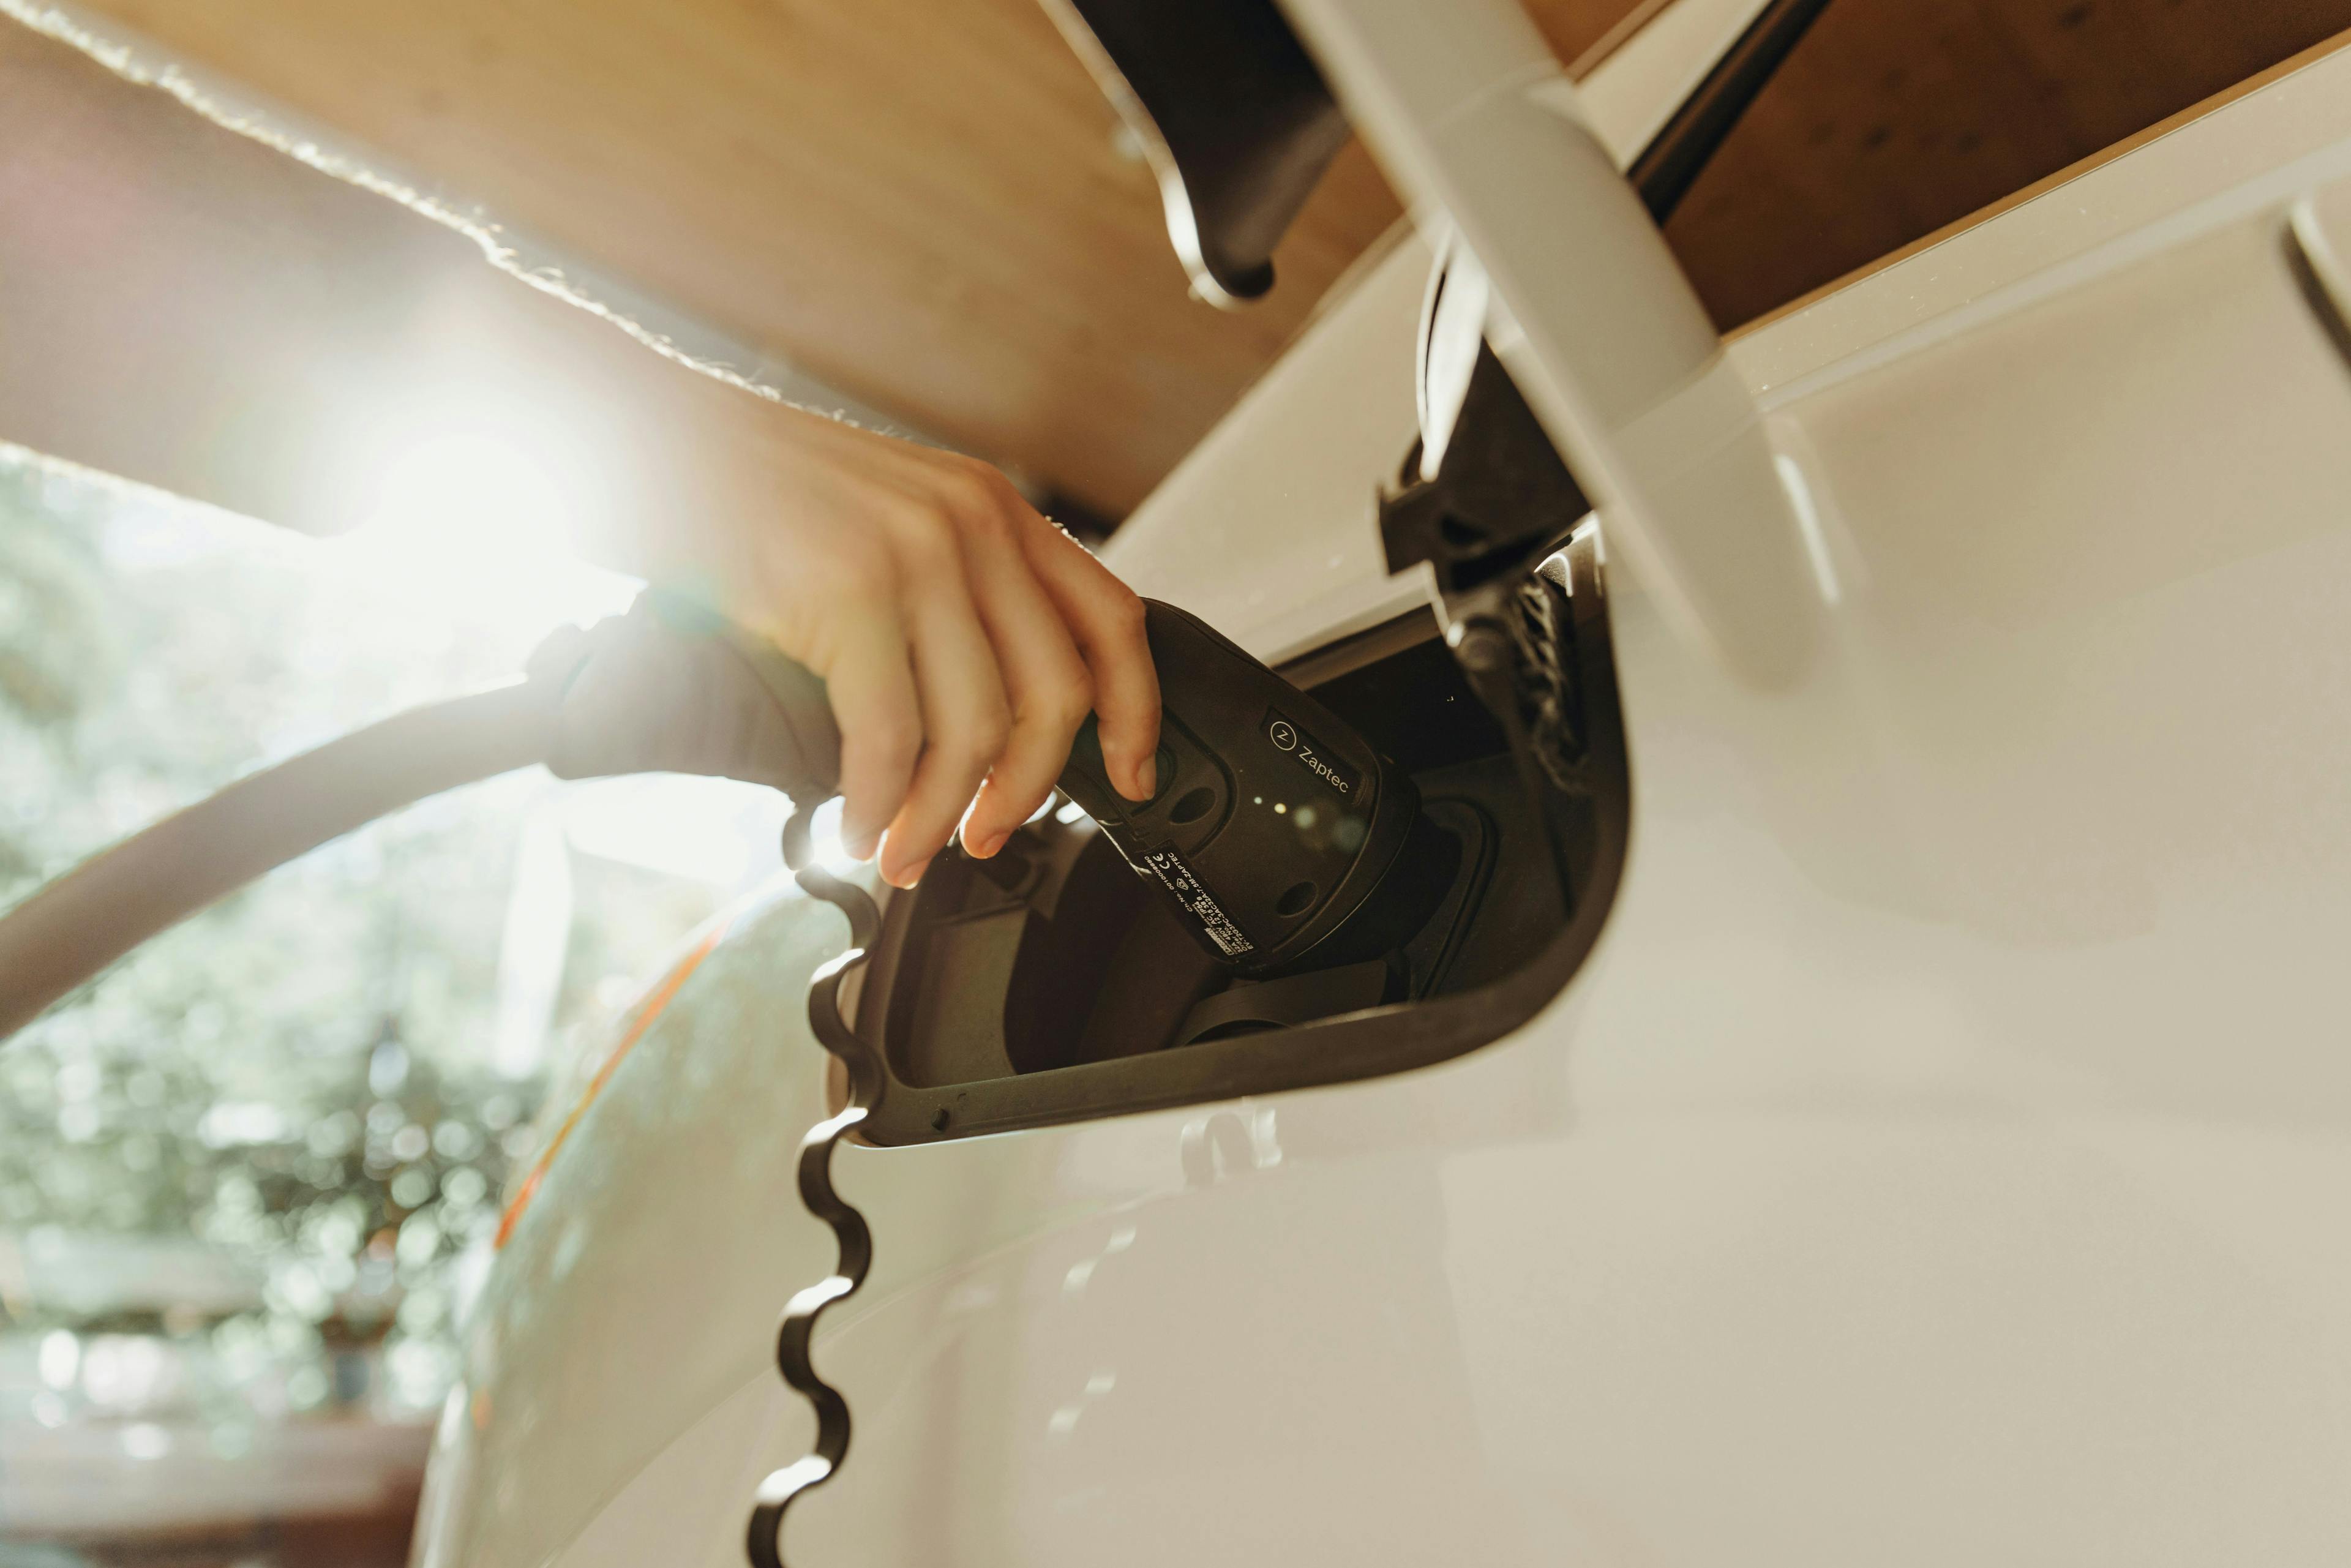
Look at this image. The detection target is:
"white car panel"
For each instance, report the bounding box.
[414,26,2351,1568]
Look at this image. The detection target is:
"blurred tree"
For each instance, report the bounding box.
[0,458,111,883]
[0,447,723,1422]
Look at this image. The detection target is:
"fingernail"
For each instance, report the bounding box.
[966,829,1008,860]
[1129,753,1157,801]
[883,854,932,890]
[841,820,881,861]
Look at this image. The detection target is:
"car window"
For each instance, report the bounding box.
[1664,0,2351,328]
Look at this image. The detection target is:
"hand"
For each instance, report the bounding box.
[690,403,1160,888]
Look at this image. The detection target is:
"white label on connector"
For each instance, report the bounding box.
[1142,846,1254,959]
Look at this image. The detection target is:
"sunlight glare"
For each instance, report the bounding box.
[329,389,638,634]
[560,775,789,885]
[805,797,869,877]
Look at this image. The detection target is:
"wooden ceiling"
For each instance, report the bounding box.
[37,0,2351,519]
[64,0,1645,520]
[1670,0,2351,328]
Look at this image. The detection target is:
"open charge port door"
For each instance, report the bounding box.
[849,531,1626,1144]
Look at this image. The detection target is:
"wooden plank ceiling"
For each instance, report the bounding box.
[1670,0,2351,328]
[50,0,2351,517]
[65,0,1644,520]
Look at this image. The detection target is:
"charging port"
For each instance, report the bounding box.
[847,527,1624,1142]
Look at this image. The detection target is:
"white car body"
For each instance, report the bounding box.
[413,4,2351,1563]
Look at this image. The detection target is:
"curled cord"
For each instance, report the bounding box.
[748,805,885,1568]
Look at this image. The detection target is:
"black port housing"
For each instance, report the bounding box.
[847,528,1627,1144]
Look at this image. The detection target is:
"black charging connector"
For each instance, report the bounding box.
[1057,600,1455,976]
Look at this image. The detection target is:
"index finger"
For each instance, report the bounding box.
[1022,520,1160,802]
[816,610,923,862]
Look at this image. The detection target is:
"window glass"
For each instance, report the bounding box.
[1665,0,2351,326]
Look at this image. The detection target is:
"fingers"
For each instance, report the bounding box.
[731,419,1156,887]
[957,512,1095,860]
[1024,520,1160,801]
[875,528,1010,889]
[819,605,922,863]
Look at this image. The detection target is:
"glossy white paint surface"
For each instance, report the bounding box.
[414,29,2351,1568]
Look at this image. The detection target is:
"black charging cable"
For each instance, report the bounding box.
[0,592,842,1041]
